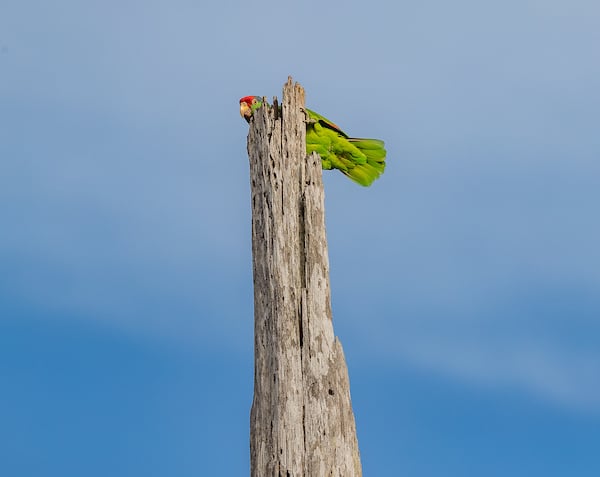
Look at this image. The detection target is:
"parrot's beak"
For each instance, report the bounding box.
[240,102,252,123]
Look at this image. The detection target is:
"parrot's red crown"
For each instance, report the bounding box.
[239,96,259,105]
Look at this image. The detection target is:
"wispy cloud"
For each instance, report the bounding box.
[387,333,600,412]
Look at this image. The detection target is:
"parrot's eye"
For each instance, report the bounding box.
[252,98,257,104]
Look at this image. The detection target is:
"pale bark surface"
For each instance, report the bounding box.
[248,77,362,477]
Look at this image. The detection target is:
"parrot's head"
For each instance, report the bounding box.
[239,96,263,123]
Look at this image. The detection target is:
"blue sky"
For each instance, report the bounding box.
[1,0,599,475]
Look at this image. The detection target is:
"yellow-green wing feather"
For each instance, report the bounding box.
[304,109,386,186]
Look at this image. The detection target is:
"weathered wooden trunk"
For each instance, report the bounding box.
[247,78,362,477]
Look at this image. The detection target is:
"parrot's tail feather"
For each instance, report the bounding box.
[344,138,387,186]
[348,138,385,150]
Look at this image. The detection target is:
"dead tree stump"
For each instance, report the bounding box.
[247,77,362,477]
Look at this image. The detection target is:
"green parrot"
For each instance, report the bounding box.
[239,96,386,186]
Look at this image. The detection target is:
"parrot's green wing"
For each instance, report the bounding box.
[304,108,386,186]
[304,109,348,138]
